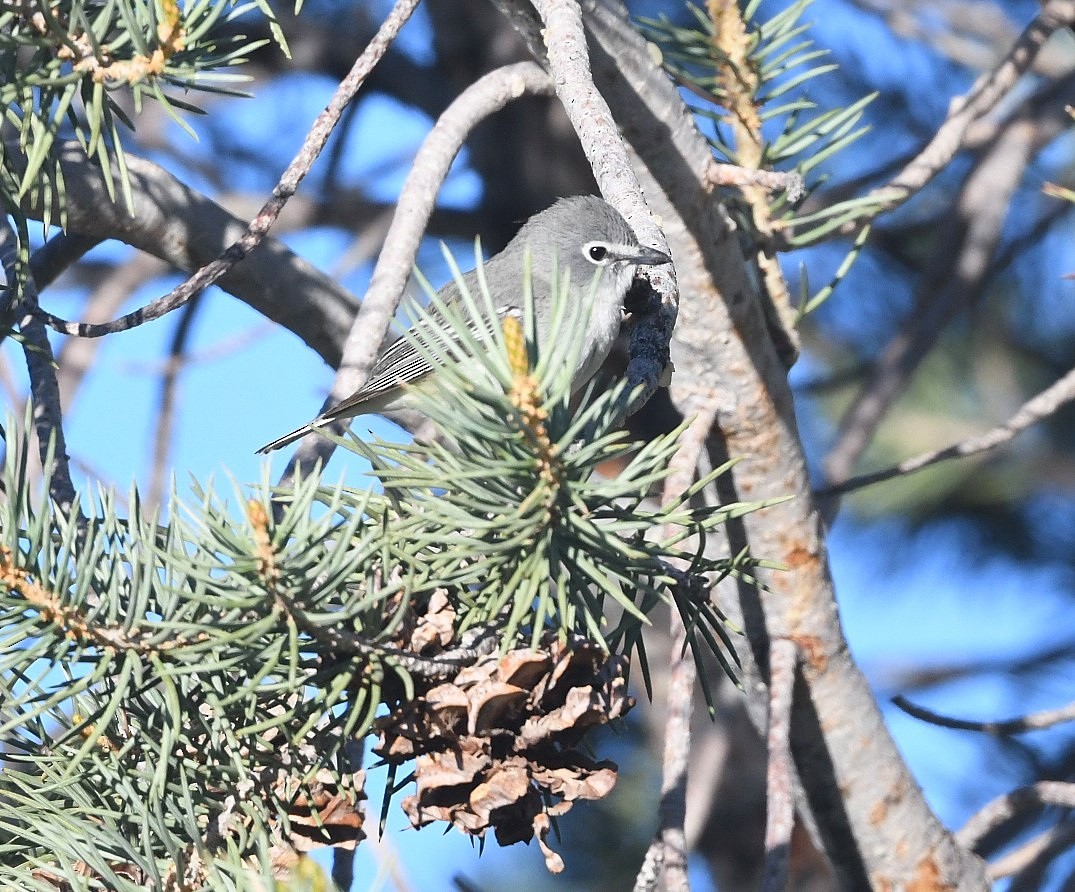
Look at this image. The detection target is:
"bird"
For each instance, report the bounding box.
[256,195,671,454]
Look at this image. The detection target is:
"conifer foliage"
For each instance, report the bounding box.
[0,284,765,886]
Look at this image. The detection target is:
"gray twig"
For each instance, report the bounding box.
[0,220,76,511]
[818,364,1075,497]
[705,162,806,202]
[891,694,1075,736]
[528,0,677,419]
[987,822,1075,881]
[762,638,797,892]
[821,79,1073,494]
[55,255,168,414]
[634,398,719,892]
[957,781,1075,851]
[860,0,1075,218]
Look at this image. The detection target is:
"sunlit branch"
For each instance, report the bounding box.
[818,364,1075,498]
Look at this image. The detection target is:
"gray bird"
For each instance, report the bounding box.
[256,195,671,454]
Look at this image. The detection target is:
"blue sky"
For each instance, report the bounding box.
[5,0,1075,888]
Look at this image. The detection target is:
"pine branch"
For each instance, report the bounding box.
[0,263,774,882]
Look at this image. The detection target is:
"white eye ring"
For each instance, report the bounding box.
[585,242,610,264]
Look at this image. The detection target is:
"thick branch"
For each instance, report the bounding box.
[526,0,677,417]
[585,1,989,887]
[16,144,357,368]
[30,233,101,290]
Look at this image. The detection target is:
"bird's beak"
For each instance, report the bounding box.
[632,245,672,266]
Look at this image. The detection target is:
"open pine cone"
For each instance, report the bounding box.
[374,606,635,873]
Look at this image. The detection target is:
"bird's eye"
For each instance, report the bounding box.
[587,244,609,263]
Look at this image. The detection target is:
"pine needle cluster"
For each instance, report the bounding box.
[1,0,277,295]
[641,0,879,247]
[0,265,772,887]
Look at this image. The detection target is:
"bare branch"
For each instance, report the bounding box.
[891,694,1075,736]
[530,0,664,235]
[31,0,420,339]
[16,143,357,368]
[957,782,1075,851]
[148,296,205,512]
[822,78,1073,490]
[762,638,798,892]
[987,821,1075,881]
[0,220,76,511]
[704,162,806,201]
[859,0,1075,218]
[635,398,719,892]
[819,364,1075,497]
[283,61,555,469]
[583,2,990,885]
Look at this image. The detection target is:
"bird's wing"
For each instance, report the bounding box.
[321,335,432,421]
[323,270,541,422]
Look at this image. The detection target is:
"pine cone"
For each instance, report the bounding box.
[374,635,634,872]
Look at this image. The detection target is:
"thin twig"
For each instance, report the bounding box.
[0,220,76,511]
[35,0,421,339]
[283,61,555,470]
[891,694,1075,736]
[858,0,1075,220]
[956,781,1075,850]
[818,364,1075,497]
[705,162,805,202]
[148,295,204,512]
[987,821,1075,881]
[634,399,719,892]
[762,638,797,892]
[821,83,1071,493]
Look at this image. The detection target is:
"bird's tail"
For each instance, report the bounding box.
[255,422,318,454]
